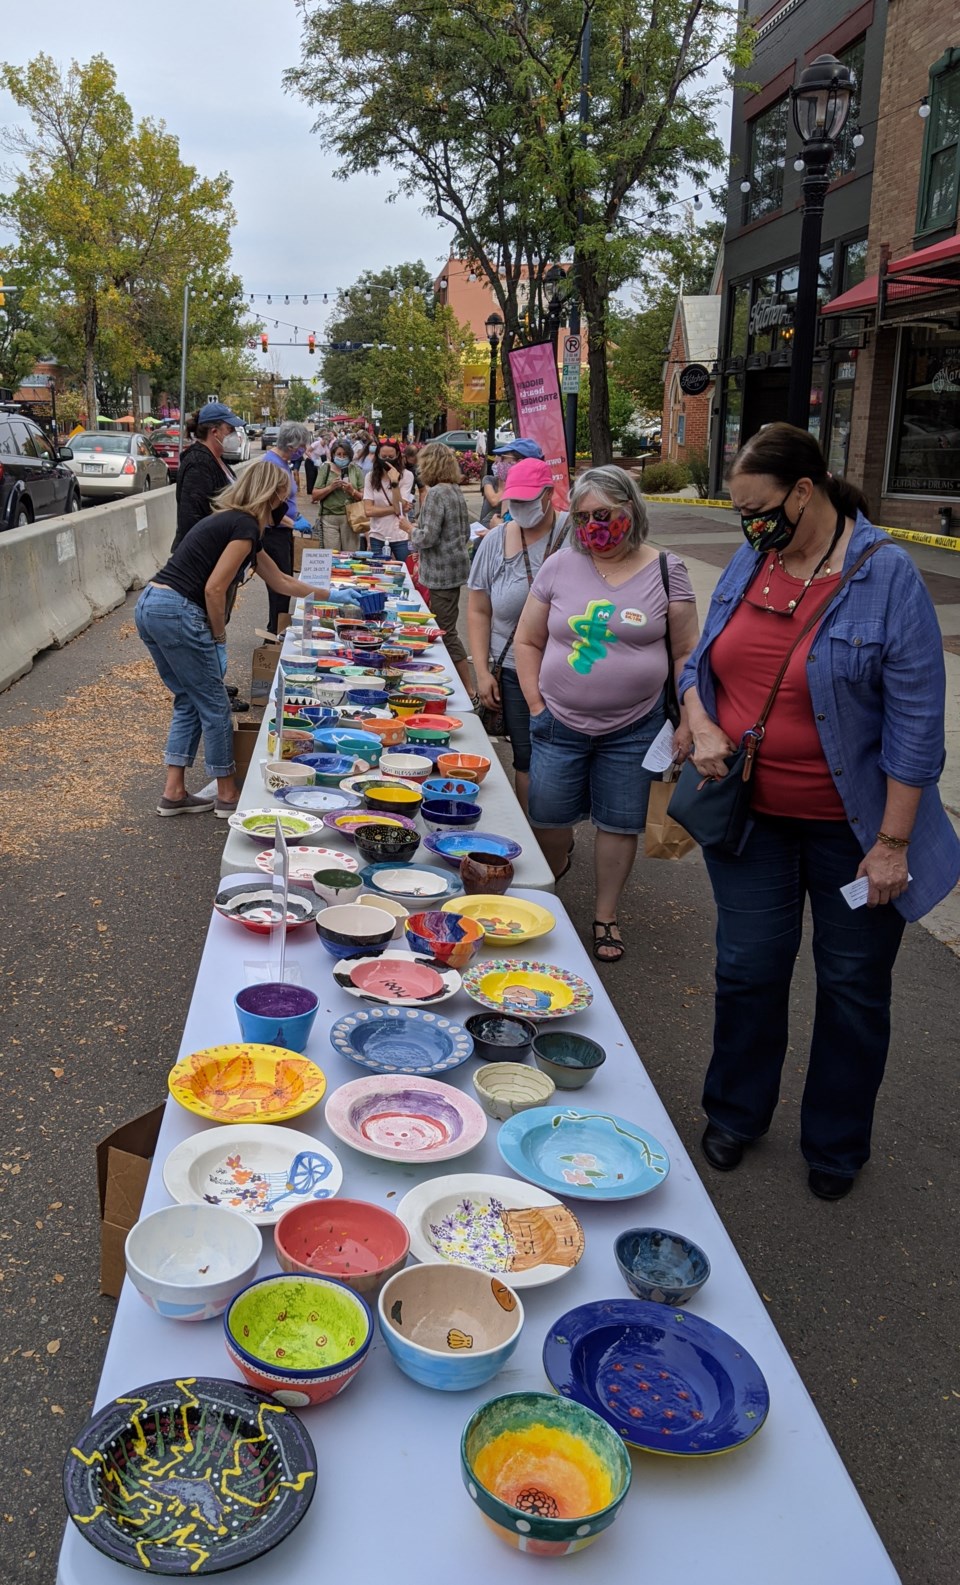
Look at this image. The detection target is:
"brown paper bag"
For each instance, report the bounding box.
[645,777,697,860]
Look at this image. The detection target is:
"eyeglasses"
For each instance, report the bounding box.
[570,508,625,528]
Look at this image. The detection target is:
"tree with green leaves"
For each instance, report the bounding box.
[0,252,48,394]
[359,287,470,434]
[319,262,434,412]
[0,53,237,425]
[287,0,750,461]
[610,214,723,412]
[284,377,317,423]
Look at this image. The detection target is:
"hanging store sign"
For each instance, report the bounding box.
[678,363,711,396]
[748,299,794,337]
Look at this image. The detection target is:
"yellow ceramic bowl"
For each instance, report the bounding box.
[441,895,556,945]
[398,611,433,625]
[168,1044,327,1124]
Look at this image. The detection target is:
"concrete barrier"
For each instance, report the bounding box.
[0,485,177,694]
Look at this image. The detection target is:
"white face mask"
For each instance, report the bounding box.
[507,494,549,529]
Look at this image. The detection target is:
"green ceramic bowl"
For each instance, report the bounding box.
[224,1272,373,1407]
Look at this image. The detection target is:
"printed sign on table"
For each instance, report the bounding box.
[299,548,333,590]
[508,340,570,508]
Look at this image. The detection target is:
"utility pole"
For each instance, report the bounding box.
[563,9,591,468]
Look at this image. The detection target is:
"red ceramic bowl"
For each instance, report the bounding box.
[437,753,491,785]
[274,1199,410,1296]
[403,714,463,734]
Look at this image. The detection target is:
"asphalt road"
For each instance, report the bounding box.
[0,506,957,1583]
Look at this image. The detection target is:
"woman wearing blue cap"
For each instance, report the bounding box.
[479,438,544,531]
[172,403,241,549]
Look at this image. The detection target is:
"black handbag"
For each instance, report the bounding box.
[668,541,885,854]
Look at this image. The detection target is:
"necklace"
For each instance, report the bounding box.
[755,514,845,617]
[590,551,638,584]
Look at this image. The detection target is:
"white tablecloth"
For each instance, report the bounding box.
[58,893,897,1585]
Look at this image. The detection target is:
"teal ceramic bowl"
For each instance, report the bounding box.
[531,1031,606,1090]
[460,1391,632,1556]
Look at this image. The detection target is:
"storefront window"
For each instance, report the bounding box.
[722,379,743,474]
[888,327,960,495]
[842,237,868,290]
[743,98,789,224]
[826,382,855,475]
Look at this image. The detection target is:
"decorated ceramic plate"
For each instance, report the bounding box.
[63,1375,317,1574]
[273,786,361,813]
[424,832,523,868]
[440,894,556,944]
[254,846,359,879]
[325,1073,486,1163]
[543,1300,770,1456]
[214,877,322,934]
[329,1005,474,1076]
[228,808,326,842]
[163,1124,342,1226]
[168,1044,327,1124]
[321,809,419,839]
[497,1106,670,1200]
[360,862,463,901]
[461,960,593,1020]
[332,950,462,1007]
[397,1172,585,1290]
[338,772,424,797]
[399,661,449,676]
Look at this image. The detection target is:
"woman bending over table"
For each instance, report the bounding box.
[514,465,699,962]
[136,461,329,820]
[680,422,960,1200]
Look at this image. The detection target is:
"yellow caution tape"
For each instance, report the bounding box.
[643,495,960,552]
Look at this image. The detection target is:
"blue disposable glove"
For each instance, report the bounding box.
[216,642,228,679]
[292,514,313,535]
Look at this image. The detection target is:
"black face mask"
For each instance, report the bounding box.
[270,503,288,526]
[739,489,804,553]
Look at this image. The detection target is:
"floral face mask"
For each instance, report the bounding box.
[572,508,632,553]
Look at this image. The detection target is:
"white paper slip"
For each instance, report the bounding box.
[841,875,912,909]
[642,721,677,773]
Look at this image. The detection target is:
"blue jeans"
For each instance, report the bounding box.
[135,585,235,777]
[702,815,907,1177]
[370,538,409,564]
[527,695,666,833]
[500,666,531,773]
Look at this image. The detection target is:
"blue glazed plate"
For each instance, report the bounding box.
[424,831,523,868]
[359,862,463,902]
[543,1299,770,1457]
[497,1106,670,1200]
[328,1006,475,1076]
[273,786,361,813]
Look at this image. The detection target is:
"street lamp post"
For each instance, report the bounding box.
[47,376,58,441]
[484,313,504,459]
[544,264,566,354]
[786,54,854,429]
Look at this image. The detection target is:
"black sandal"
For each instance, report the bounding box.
[592,921,625,963]
[556,837,576,881]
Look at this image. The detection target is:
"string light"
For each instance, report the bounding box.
[918,97,931,119]
[852,129,865,149]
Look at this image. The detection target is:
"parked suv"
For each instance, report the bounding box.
[0,408,80,529]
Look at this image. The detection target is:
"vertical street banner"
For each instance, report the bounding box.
[507,340,570,508]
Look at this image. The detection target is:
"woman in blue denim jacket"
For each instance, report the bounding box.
[679,424,960,1201]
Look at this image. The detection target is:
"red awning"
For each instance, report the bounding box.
[888,233,960,276]
[821,273,879,317]
[821,232,960,317]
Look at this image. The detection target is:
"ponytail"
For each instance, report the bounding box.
[825,472,870,520]
[728,422,869,520]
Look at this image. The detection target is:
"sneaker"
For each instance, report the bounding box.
[215,798,241,819]
[229,697,250,713]
[157,793,215,817]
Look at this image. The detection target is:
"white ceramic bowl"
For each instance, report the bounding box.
[379,751,434,784]
[261,759,314,794]
[472,1062,556,1121]
[124,1203,262,1321]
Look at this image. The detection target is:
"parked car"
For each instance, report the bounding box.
[434,429,479,452]
[246,422,263,441]
[260,426,280,451]
[0,407,80,528]
[222,424,251,463]
[150,425,183,483]
[65,431,169,501]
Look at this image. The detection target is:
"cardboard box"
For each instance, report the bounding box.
[293,533,322,574]
[97,1106,165,1298]
[233,718,261,780]
[250,641,280,706]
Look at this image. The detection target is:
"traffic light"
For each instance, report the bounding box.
[308,333,316,355]
[260,332,268,353]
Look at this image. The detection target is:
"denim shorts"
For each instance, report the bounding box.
[527,695,666,834]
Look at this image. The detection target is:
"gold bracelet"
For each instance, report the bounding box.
[877,831,910,850]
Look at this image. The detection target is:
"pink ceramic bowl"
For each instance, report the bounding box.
[274,1199,410,1296]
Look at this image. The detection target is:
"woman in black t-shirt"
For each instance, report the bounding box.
[136,460,329,819]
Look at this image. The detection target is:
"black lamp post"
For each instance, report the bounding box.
[48,376,58,441]
[544,264,566,348]
[786,53,854,429]
[484,312,504,460]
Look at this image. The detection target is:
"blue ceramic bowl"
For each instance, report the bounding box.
[345,688,389,709]
[315,902,397,959]
[295,706,341,729]
[421,799,482,834]
[313,727,383,766]
[329,1006,474,1075]
[378,1265,523,1391]
[292,753,359,787]
[531,1031,606,1091]
[421,777,481,803]
[404,909,485,969]
[358,592,387,618]
[614,1227,711,1307]
[234,982,320,1053]
[425,832,523,869]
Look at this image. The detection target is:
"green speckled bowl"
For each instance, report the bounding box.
[224,1272,372,1406]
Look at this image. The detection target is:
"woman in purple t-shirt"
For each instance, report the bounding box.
[514,466,699,962]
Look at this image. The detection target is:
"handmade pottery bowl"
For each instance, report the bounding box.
[292,706,340,730]
[464,1013,537,1063]
[214,879,321,934]
[311,868,364,906]
[291,752,359,787]
[472,1063,556,1121]
[354,823,421,867]
[363,783,424,819]
[357,892,409,937]
[234,984,320,1055]
[421,799,482,834]
[614,1227,711,1307]
[313,727,383,766]
[316,902,397,959]
[388,694,430,719]
[405,723,453,747]
[404,909,485,969]
[345,688,389,710]
[532,1032,607,1090]
[358,716,406,747]
[261,759,314,794]
[274,1199,410,1296]
[311,682,349,706]
[437,752,491,785]
[357,592,387,618]
[269,728,315,760]
[378,1264,523,1391]
[460,852,515,895]
[379,751,434,783]
[421,777,481,803]
[224,1272,373,1406]
[125,1203,261,1321]
[460,1391,632,1555]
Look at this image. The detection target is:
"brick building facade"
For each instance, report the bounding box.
[661,295,721,466]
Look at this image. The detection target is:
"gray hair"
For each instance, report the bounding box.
[277,420,311,452]
[568,465,648,551]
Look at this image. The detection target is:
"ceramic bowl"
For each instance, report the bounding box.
[421,777,481,803]
[461,1391,632,1556]
[378,751,434,783]
[261,759,314,794]
[464,1013,538,1063]
[405,724,453,747]
[214,878,321,934]
[234,983,320,1054]
[363,783,424,819]
[357,592,387,618]
[421,799,482,834]
[357,891,408,937]
[353,823,421,867]
[274,1199,410,1296]
[388,694,429,719]
[291,752,359,787]
[313,727,383,766]
[472,1063,556,1121]
[224,1272,373,1406]
[614,1227,711,1307]
[230,809,325,845]
[532,1032,607,1090]
[437,752,491,785]
[312,682,349,705]
[315,902,397,958]
[269,729,315,760]
[311,868,364,906]
[345,688,389,710]
[378,1265,523,1391]
[397,610,433,625]
[292,706,340,729]
[125,1203,262,1321]
[404,909,485,969]
[357,716,406,747]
